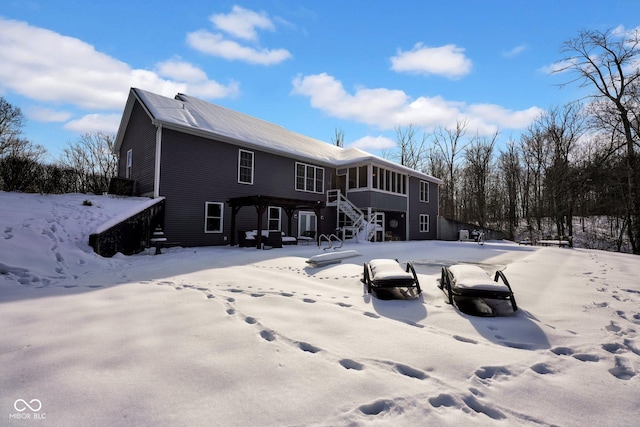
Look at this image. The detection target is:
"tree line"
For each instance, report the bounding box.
[0,97,117,195]
[384,28,640,254]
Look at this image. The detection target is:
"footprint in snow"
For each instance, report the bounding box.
[602,343,626,354]
[474,366,511,381]
[403,320,425,328]
[260,330,276,342]
[462,395,506,420]
[359,399,396,416]
[605,321,622,333]
[297,342,321,353]
[428,393,458,408]
[454,335,478,344]
[339,359,364,371]
[609,356,637,380]
[394,363,427,380]
[530,363,555,375]
[551,346,575,356]
[573,353,600,362]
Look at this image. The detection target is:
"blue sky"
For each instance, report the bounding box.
[1,0,638,161]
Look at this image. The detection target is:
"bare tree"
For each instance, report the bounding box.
[392,124,427,170]
[498,139,522,239]
[520,123,551,231]
[558,27,640,253]
[0,138,46,192]
[59,132,118,194]
[431,119,469,218]
[541,104,585,238]
[424,145,447,181]
[462,131,498,228]
[0,97,26,157]
[331,128,345,148]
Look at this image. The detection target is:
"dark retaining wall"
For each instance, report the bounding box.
[89,198,165,257]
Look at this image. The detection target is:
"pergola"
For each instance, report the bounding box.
[228,195,325,248]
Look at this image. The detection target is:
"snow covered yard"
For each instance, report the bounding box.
[1,192,639,426]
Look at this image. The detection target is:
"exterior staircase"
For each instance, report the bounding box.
[326,190,383,242]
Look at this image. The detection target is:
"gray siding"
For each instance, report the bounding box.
[346,190,407,212]
[158,128,332,246]
[118,101,156,196]
[117,95,440,246]
[407,177,438,240]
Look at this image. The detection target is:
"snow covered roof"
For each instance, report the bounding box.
[115,88,442,184]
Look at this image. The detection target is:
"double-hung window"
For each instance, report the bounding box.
[420,181,429,203]
[205,202,224,233]
[238,149,254,184]
[268,207,282,231]
[419,214,430,233]
[295,162,324,193]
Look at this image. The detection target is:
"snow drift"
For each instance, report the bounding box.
[1,192,639,426]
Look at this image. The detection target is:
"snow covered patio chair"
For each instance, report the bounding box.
[362,259,421,299]
[439,264,518,316]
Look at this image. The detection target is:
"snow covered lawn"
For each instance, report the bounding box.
[1,192,639,426]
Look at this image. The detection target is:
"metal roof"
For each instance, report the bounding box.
[115,87,443,184]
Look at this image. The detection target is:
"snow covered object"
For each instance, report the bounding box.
[362,258,421,299]
[439,264,518,316]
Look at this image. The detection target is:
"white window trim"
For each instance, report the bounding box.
[204,202,224,233]
[419,214,430,233]
[238,149,254,185]
[268,206,282,231]
[295,162,324,193]
[420,180,429,203]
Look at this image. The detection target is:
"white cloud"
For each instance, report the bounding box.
[64,113,122,133]
[611,24,628,37]
[0,18,238,112]
[187,6,291,66]
[503,44,527,58]
[155,59,241,98]
[539,58,580,74]
[291,73,409,128]
[28,107,73,123]
[349,135,396,150]
[210,5,275,41]
[156,59,209,83]
[390,43,472,79]
[292,73,542,133]
[187,30,291,65]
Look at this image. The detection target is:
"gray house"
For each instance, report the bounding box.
[114,87,442,248]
